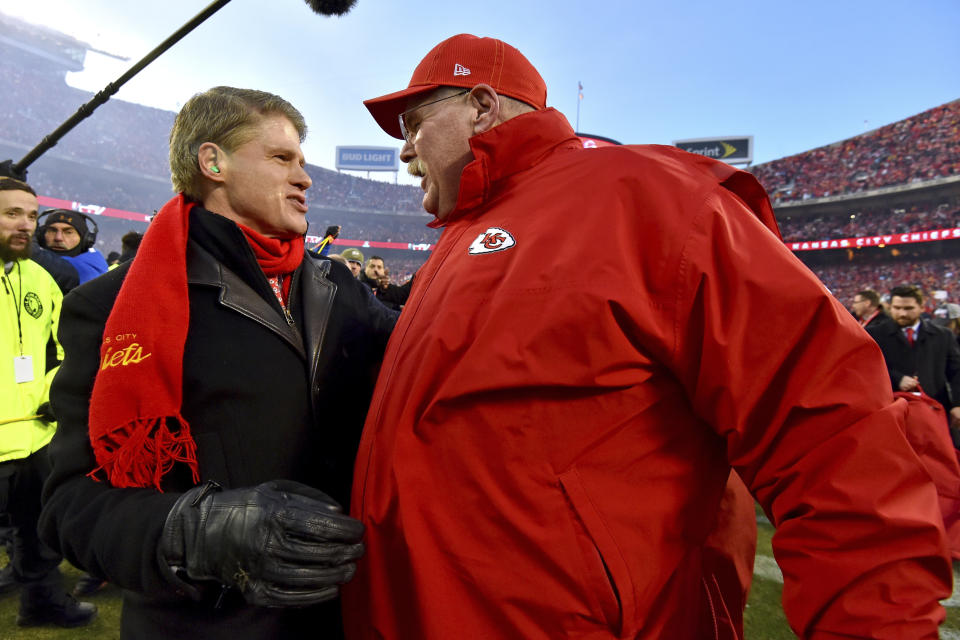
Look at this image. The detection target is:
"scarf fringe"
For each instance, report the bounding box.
[88,414,200,491]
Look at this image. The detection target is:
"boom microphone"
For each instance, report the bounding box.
[302,0,358,15]
[1,0,359,180]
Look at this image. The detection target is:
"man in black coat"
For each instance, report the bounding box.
[38,87,396,640]
[358,255,412,311]
[851,288,892,331]
[868,284,960,428]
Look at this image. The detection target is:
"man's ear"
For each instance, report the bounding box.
[198,142,226,181]
[469,84,501,135]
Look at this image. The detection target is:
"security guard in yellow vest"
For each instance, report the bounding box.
[0,177,95,628]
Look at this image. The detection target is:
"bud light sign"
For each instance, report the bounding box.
[335,146,399,171]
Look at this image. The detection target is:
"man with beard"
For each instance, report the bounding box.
[344,34,952,639]
[869,284,960,427]
[0,177,97,628]
[359,256,410,311]
[39,87,396,639]
[35,210,108,285]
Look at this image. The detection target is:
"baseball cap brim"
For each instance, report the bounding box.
[364,84,442,140]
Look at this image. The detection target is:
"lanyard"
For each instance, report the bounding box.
[2,261,24,355]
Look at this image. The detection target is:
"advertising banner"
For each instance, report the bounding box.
[335,146,399,171]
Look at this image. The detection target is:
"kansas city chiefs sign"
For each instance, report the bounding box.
[468,227,516,255]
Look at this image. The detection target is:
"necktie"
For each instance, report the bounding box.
[906,327,916,346]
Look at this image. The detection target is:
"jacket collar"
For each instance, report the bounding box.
[433,108,582,226]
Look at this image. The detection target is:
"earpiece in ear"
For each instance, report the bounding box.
[211,166,220,174]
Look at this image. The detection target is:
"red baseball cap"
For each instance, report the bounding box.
[364,34,547,140]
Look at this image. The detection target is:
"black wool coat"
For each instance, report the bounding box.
[868,318,960,412]
[38,208,396,640]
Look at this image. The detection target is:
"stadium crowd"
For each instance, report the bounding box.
[311,210,438,245]
[305,166,424,213]
[0,42,425,216]
[811,257,960,307]
[778,198,960,241]
[751,99,960,203]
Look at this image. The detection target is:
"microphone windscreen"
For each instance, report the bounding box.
[302,0,358,15]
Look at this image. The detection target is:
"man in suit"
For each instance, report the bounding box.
[868,284,960,428]
[851,288,891,330]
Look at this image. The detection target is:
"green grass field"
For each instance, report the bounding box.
[0,518,957,638]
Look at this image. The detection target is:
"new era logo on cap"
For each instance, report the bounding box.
[454,63,471,76]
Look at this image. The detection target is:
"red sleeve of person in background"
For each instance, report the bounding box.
[895,390,960,560]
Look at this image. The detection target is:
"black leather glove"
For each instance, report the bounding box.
[158,479,364,607]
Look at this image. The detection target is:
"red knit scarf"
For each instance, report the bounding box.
[237,223,304,303]
[88,195,303,490]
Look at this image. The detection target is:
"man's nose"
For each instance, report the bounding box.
[399,139,415,162]
[292,166,311,190]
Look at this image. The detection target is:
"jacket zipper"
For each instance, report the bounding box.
[306,271,335,420]
[279,273,295,326]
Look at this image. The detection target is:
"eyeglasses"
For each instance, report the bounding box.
[398,90,469,143]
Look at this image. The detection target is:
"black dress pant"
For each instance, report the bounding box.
[0,446,62,584]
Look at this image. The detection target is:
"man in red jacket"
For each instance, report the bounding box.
[344,34,952,639]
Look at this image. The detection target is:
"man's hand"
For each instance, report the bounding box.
[950,407,960,430]
[898,375,920,392]
[159,480,364,607]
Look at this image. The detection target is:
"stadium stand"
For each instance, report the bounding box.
[0,11,435,282]
[778,197,960,242]
[750,99,960,203]
[810,255,960,308]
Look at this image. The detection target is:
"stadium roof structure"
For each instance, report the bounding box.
[0,11,91,73]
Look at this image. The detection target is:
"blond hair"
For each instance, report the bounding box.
[169,86,307,200]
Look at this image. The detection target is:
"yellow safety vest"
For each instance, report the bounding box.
[1,258,62,462]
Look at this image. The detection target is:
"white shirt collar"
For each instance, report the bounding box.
[902,320,921,333]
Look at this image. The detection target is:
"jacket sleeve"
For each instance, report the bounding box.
[377,279,412,309]
[888,364,908,391]
[30,243,79,294]
[39,284,182,596]
[866,327,908,391]
[330,259,399,341]
[943,330,960,409]
[658,186,950,638]
[65,251,109,284]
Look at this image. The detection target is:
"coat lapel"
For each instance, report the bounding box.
[186,239,305,358]
[299,256,337,376]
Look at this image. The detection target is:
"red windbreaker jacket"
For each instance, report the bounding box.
[344,109,951,639]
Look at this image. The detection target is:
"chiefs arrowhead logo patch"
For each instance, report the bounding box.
[468,227,516,255]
